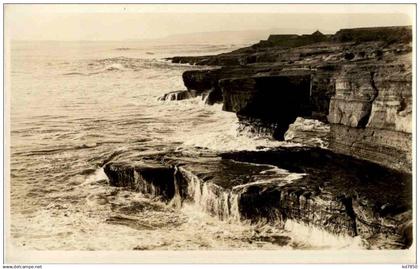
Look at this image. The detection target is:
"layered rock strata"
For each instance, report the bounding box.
[168,26,412,172]
[103,148,412,249]
[327,57,412,173]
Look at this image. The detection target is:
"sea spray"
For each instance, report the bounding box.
[174,168,364,249]
[177,166,242,222]
[283,220,364,249]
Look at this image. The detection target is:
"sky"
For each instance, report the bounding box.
[4,4,414,41]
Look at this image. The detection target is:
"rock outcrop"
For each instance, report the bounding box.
[103,148,412,249]
[168,26,412,172]
[333,26,412,43]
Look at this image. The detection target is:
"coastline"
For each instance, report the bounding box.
[110,25,414,249]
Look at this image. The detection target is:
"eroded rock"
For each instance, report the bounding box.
[102,147,412,249]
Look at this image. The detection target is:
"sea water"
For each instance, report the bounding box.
[9,40,362,250]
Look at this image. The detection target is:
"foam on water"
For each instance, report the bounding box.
[284,117,330,148]
[284,220,364,249]
[9,40,356,251]
[232,173,305,191]
[80,167,109,186]
[159,97,292,152]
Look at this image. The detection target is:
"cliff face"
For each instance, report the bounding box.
[328,54,412,173]
[169,26,412,173]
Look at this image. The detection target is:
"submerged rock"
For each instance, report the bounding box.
[158,90,194,101]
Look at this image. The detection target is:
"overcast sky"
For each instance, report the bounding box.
[5,4,414,41]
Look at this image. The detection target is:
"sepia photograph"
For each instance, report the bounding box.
[2,2,417,265]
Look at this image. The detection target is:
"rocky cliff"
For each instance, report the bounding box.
[328,58,412,173]
[167,26,412,173]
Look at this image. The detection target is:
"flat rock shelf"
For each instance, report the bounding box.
[103,147,412,250]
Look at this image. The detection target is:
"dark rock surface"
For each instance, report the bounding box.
[333,26,412,43]
[263,30,329,48]
[103,147,412,249]
[220,74,312,139]
[104,161,175,201]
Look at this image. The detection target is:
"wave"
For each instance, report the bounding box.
[153,96,299,152]
[179,114,296,152]
[80,167,109,186]
[102,63,127,71]
[63,72,90,76]
[284,117,330,148]
[63,63,127,76]
[62,55,210,77]
[13,143,101,157]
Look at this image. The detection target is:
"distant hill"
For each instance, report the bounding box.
[136,28,331,45]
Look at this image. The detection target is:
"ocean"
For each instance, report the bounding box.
[9,40,361,251]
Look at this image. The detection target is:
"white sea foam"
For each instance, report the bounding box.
[232,173,306,191]
[81,167,109,186]
[10,40,354,251]
[284,117,330,148]
[284,220,364,249]
[103,63,127,71]
[160,98,294,152]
